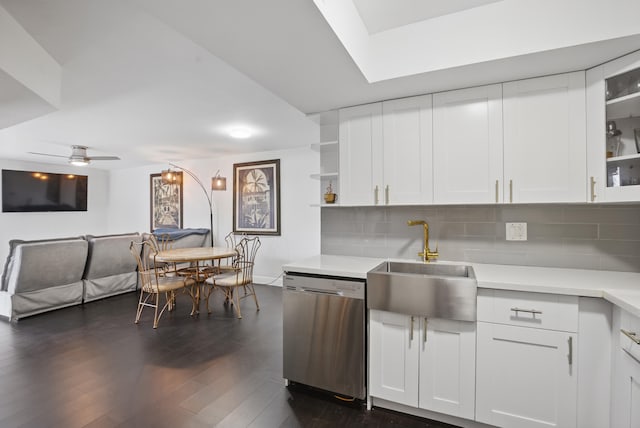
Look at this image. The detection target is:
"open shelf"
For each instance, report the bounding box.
[606,91,640,120]
[310,140,338,151]
[310,172,338,180]
[607,153,640,163]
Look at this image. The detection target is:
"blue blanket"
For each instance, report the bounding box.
[152,228,209,240]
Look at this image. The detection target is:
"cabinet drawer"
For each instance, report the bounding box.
[477,289,578,332]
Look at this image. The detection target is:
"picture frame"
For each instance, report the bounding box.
[233,159,281,235]
[150,172,183,231]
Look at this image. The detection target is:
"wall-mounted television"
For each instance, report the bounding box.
[2,169,88,212]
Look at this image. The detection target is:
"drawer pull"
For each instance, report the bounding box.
[510,307,542,316]
[621,329,640,345]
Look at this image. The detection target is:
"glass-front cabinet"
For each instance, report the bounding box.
[587,50,640,202]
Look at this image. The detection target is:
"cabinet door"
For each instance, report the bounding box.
[339,103,383,205]
[476,322,577,428]
[503,72,586,203]
[369,310,419,407]
[588,50,640,203]
[382,95,433,205]
[614,348,640,428]
[418,318,475,420]
[433,84,503,204]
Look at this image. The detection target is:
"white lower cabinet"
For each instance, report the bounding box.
[615,348,640,428]
[476,289,579,428]
[369,310,476,419]
[475,322,578,428]
[369,310,419,406]
[611,307,640,428]
[418,318,476,419]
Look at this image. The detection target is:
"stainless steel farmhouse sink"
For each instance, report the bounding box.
[367,262,477,321]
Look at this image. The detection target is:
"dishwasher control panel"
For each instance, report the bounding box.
[283,273,365,300]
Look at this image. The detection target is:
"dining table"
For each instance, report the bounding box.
[154,246,237,315]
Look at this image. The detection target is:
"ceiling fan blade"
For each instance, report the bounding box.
[87,156,121,161]
[28,151,68,159]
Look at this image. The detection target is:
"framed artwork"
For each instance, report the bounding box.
[150,172,183,231]
[233,159,280,235]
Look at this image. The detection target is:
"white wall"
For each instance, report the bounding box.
[108,146,321,285]
[0,158,109,265]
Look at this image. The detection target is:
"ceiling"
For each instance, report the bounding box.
[0,0,639,170]
[352,0,503,34]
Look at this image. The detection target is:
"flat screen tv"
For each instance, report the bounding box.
[2,169,88,212]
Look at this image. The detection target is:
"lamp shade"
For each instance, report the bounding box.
[211,176,227,191]
[161,169,181,185]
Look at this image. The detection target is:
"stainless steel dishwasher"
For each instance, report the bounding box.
[282,272,366,399]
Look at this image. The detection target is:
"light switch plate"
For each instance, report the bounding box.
[506,222,527,241]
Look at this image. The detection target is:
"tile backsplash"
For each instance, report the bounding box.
[321,204,640,272]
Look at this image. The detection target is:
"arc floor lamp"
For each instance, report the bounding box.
[161,163,227,247]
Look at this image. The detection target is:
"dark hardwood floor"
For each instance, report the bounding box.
[0,285,458,428]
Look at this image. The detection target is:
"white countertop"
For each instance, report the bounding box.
[283,255,640,317]
[283,255,384,279]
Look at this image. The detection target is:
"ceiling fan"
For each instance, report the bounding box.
[28,145,121,166]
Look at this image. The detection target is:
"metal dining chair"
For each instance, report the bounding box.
[204,236,260,318]
[130,239,195,328]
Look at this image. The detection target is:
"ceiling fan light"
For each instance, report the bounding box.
[69,159,89,166]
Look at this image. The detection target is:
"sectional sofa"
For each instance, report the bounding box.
[0,228,210,321]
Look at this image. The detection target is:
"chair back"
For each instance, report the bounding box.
[157,233,174,251]
[130,240,161,293]
[224,232,237,249]
[234,236,260,285]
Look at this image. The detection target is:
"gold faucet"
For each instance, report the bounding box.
[407,220,439,263]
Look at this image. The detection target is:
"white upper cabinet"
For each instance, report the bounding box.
[383,95,433,205]
[503,72,587,203]
[587,50,640,203]
[339,96,433,206]
[433,84,503,204]
[338,103,383,205]
[338,71,588,206]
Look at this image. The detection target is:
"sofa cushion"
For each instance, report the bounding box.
[83,233,141,279]
[4,238,88,294]
[1,236,84,292]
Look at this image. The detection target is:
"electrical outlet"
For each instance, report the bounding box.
[506,222,527,241]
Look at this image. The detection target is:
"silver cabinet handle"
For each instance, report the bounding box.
[409,316,414,342]
[385,185,389,205]
[423,318,428,344]
[374,185,379,205]
[621,329,640,345]
[590,176,596,202]
[568,336,573,366]
[510,307,542,315]
[509,179,513,203]
[495,180,499,203]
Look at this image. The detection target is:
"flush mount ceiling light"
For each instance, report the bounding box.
[229,127,252,139]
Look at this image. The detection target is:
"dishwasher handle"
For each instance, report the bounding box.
[284,285,343,296]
